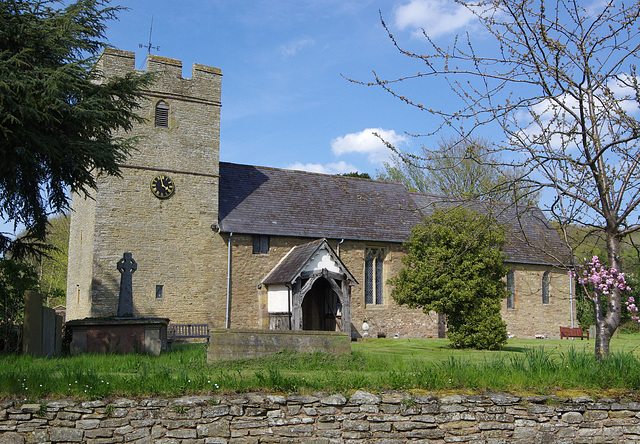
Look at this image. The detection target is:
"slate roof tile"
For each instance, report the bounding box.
[218,162,570,266]
[218,162,421,243]
[410,193,571,266]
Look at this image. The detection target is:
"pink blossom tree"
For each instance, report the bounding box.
[573,256,634,358]
[359,1,640,359]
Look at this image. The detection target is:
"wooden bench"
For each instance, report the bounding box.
[168,323,210,343]
[559,326,589,340]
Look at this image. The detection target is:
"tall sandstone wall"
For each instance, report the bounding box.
[66,49,224,323]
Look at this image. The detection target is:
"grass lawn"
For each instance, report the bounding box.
[1,334,640,400]
[353,333,640,364]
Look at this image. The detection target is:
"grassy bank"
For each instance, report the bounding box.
[1,335,640,400]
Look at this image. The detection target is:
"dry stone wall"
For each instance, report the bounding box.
[2,391,640,443]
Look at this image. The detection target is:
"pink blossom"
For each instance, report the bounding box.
[574,256,637,323]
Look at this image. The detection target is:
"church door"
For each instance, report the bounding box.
[301,279,340,331]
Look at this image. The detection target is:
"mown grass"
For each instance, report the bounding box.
[2,335,640,400]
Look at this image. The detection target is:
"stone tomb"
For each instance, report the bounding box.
[66,253,168,355]
[66,316,168,355]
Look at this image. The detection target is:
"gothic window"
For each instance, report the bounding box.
[542,270,550,304]
[365,247,385,305]
[253,235,269,254]
[507,270,515,309]
[155,100,170,128]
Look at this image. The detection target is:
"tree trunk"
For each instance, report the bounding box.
[592,294,610,360]
[593,232,623,360]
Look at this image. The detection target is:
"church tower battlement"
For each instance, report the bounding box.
[96,48,223,102]
[66,49,225,322]
[94,48,223,176]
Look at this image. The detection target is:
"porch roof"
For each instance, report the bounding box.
[260,239,357,286]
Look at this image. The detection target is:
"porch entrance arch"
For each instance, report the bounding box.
[301,277,340,331]
[260,239,356,334]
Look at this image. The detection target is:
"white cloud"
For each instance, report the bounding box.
[394,0,477,38]
[331,128,408,164]
[280,38,315,57]
[608,75,640,114]
[285,161,359,175]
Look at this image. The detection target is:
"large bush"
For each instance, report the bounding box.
[390,207,508,350]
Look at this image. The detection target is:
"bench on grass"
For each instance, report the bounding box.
[168,323,210,343]
[559,326,589,340]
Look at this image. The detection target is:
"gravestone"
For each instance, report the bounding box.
[22,290,63,357]
[117,252,137,316]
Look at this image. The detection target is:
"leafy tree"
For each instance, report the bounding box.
[22,214,69,307]
[339,172,372,179]
[366,0,640,359]
[376,137,538,205]
[0,0,153,259]
[390,207,508,350]
[376,151,430,193]
[0,259,38,353]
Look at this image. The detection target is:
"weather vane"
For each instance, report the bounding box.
[138,15,160,66]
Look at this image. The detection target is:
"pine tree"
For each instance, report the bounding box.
[0,0,153,258]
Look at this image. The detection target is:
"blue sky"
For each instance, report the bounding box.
[1,0,492,239]
[103,0,480,175]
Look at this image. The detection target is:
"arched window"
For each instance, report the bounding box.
[507,270,515,309]
[155,101,169,128]
[542,271,550,304]
[365,247,385,305]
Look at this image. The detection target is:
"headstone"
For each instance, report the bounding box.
[23,291,43,355]
[41,307,56,357]
[117,252,137,316]
[23,290,62,357]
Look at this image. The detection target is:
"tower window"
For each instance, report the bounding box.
[155,101,170,128]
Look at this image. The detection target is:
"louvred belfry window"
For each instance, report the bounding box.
[365,247,385,305]
[155,101,169,127]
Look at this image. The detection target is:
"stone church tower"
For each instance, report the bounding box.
[66,49,225,323]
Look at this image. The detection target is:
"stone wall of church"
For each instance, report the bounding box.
[223,236,575,340]
[66,188,97,320]
[224,236,440,338]
[338,240,440,339]
[227,234,317,330]
[66,49,224,323]
[501,263,575,339]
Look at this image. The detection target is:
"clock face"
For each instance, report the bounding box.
[150,175,175,199]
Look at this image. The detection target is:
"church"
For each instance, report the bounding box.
[65,49,575,339]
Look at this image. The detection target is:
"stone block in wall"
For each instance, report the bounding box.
[207,329,350,362]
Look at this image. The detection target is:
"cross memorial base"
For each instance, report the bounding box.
[65,317,169,356]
